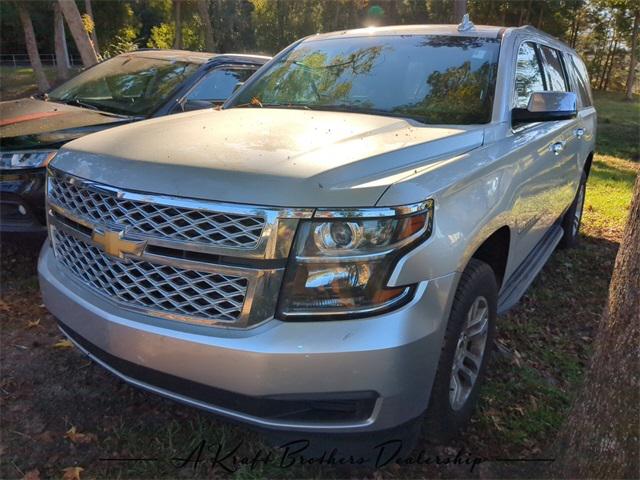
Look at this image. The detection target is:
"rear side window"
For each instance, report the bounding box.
[538,45,568,91]
[514,42,545,108]
[567,54,593,108]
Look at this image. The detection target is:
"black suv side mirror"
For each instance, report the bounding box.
[512,91,577,124]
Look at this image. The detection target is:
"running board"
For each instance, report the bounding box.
[497,225,564,315]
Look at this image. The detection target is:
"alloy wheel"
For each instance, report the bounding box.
[449,296,490,411]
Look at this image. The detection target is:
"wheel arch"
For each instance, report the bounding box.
[583,151,594,178]
[466,226,511,289]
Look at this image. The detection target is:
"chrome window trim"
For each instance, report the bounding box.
[48,215,283,329]
[47,167,314,260]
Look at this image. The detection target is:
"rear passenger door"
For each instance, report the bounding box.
[565,53,597,177]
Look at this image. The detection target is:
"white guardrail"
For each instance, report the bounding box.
[0,53,83,67]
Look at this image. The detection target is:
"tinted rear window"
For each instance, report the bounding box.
[538,45,568,92]
[567,54,593,108]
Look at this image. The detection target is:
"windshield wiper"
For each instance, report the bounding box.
[303,104,428,124]
[230,102,311,110]
[63,98,100,111]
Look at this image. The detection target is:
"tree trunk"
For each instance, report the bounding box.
[598,30,617,90]
[553,176,640,478]
[537,3,544,29]
[53,2,70,81]
[197,0,215,52]
[84,0,99,53]
[16,2,50,92]
[173,0,183,50]
[570,7,582,48]
[603,36,620,91]
[626,9,639,100]
[525,0,533,24]
[58,0,98,67]
[453,0,467,23]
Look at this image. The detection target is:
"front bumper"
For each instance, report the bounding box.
[39,242,458,433]
[0,168,46,233]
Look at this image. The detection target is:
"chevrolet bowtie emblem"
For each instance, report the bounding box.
[92,228,146,259]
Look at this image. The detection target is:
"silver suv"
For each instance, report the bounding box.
[39,24,596,445]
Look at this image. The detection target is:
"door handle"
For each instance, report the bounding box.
[550,142,564,155]
[575,128,585,138]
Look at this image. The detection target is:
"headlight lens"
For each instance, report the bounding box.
[0,150,57,170]
[278,200,433,318]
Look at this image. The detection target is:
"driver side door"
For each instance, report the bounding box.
[508,41,578,264]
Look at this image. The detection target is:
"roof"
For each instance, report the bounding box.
[308,24,505,41]
[305,24,573,53]
[121,49,270,64]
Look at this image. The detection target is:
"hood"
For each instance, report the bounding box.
[0,98,131,150]
[54,108,485,208]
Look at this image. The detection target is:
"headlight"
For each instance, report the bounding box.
[278,200,433,319]
[0,150,57,170]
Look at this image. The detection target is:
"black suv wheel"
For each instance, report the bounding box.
[424,259,497,442]
[559,171,587,249]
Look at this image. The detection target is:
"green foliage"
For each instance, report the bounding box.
[147,22,175,49]
[82,14,95,35]
[0,0,637,93]
[102,26,140,58]
[146,14,204,51]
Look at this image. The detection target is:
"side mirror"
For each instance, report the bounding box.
[512,91,577,124]
[182,99,216,112]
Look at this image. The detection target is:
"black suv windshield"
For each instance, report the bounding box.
[228,35,500,125]
[48,55,200,116]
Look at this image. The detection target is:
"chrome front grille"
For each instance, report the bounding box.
[48,174,266,249]
[52,228,248,323]
[46,168,313,328]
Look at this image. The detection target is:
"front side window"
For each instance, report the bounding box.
[48,55,200,116]
[538,45,568,92]
[186,67,257,103]
[228,35,501,125]
[514,42,545,108]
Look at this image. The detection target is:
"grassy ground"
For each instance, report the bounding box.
[0,66,80,100]
[0,91,638,479]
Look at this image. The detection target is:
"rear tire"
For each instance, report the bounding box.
[423,259,497,443]
[559,172,587,249]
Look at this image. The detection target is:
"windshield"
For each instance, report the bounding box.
[48,55,200,116]
[228,35,500,124]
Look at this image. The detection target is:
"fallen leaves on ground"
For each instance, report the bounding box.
[22,469,40,480]
[27,319,40,329]
[52,339,73,349]
[61,466,84,480]
[64,427,96,444]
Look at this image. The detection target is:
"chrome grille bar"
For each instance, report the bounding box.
[47,167,314,260]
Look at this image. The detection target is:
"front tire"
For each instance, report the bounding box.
[559,171,587,249]
[423,259,497,442]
